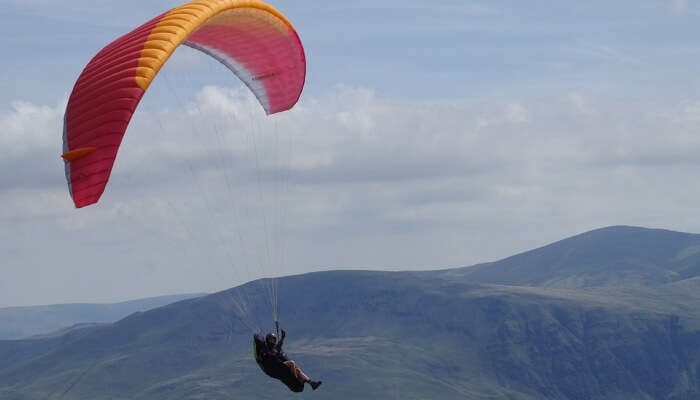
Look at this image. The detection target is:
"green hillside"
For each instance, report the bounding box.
[439,226,700,288]
[1,227,699,399]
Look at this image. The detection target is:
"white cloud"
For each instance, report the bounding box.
[3,84,700,306]
[505,102,530,123]
[669,0,687,15]
[0,100,63,156]
[566,92,598,117]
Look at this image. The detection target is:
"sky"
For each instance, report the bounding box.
[2,0,700,307]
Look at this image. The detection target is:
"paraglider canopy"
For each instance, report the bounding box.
[62,0,306,208]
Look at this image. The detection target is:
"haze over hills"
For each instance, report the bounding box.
[0,293,205,340]
[1,226,699,399]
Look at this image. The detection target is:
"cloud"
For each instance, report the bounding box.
[4,84,700,306]
[566,92,598,117]
[0,100,66,192]
[669,0,687,15]
[505,102,530,123]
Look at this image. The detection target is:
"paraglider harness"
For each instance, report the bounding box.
[253,322,304,392]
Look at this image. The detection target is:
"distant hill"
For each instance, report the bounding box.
[0,293,205,340]
[1,226,699,399]
[438,226,700,288]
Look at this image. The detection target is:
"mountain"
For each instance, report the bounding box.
[1,226,699,399]
[438,226,700,288]
[0,293,206,340]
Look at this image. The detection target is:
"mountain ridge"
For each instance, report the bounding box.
[2,226,700,399]
[437,225,700,289]
[0,293,206,340]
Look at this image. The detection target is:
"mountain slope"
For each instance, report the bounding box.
[0,293,205,340]
[1,226,700,399]
[439,226,700,289]
[1,271,699,399]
